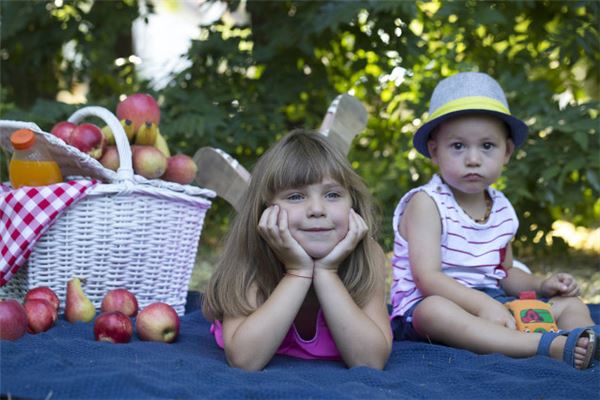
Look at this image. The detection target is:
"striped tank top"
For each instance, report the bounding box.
[390,174,519,318]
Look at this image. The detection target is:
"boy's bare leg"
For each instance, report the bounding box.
[550,296,594,329]
[411,295,593,369]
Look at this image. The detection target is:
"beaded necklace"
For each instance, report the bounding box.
[468,192,492,223]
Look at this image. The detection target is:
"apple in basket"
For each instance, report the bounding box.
[136,302,180,343]
[24,286,60,312]
[161,154,198,185]
[50,121,106,159]
[99,146,119,171]
[94,311,133,343]
[0,299,29,341]
[116,93,161,133]
[50,121,76,144]
[23,299,57,334]
[101,288,139,317]
[132,145,167,179]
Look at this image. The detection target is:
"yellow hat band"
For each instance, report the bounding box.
[428,96,511,122]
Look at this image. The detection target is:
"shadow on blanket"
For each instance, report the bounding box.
[1,294,599,399]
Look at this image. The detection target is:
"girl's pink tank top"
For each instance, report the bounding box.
[210,309,341,360]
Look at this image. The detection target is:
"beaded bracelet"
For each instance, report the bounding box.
[286,271,313,280]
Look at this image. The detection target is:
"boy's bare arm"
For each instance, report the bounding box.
[500,245,544,296]
[404,192,515,328]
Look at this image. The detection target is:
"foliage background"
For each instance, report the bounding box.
[1,0,598,265]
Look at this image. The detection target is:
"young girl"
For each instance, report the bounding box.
[203,129,392,371]
[390,72,598,369]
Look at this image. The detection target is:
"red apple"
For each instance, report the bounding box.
[94,311,133,343]
[70,123,106,159]
[0,299,28,341]
[101,288,138,317]
[24,286,60,312]
[161,154,198,185]
[50,121,76,144]
[24,299,57,334]
[50,121,105,159]
[136,302,180,343]
[116,93,161,133]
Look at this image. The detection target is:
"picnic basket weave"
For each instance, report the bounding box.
[0,106,215,315]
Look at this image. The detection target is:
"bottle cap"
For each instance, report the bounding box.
[10,129,36,150]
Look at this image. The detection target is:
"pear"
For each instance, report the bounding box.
[65,277,96,323]
[120,119,136,143]
[135,122,158,146]
[154,131,171,158]
[101,125,115,146]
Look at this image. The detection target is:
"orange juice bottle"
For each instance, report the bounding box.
[9,129,63,188]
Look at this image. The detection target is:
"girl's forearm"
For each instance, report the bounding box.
[312,269,392,369]
[224,275,311,371]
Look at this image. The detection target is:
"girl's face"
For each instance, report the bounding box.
[427,115,514,197]
[271,177,352,259]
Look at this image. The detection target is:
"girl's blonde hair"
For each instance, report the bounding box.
[203,129,380,321]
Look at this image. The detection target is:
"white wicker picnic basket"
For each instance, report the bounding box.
[0,106,215,315]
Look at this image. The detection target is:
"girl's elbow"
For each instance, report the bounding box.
[228,361,264,372]
[226,350,268,372]
[346,356,388,370]
[345,347,391,370]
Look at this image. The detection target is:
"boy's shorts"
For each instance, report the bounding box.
[391,287,546,341]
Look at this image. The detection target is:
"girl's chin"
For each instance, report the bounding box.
[303,245,336,260]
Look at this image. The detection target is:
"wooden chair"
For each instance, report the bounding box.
[193,94,367,211]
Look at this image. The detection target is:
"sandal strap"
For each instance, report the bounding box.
[537,327,596,368]
[585,325,600,361]
[537,331,560,357]
[562,327,584,366]
[563,327,595,369]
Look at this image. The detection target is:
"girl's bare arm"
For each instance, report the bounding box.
[221,205,315,371]
[221,277,311,371]
[313,239,392,369]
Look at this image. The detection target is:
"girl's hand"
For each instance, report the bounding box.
[314,209,368,271]
[476,298,516,330]
[540,273,580,297]
[258,205,313,273]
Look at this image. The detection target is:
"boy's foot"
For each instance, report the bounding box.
[538,328,596,369]
[319,94,368,155]
[193,147,251,212]
[587,324,600,360]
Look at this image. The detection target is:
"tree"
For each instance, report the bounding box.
[1,0,598,256]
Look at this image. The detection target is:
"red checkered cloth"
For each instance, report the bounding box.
[0,180,99,286]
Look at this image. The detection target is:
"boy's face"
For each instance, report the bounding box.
[426,115,514,196]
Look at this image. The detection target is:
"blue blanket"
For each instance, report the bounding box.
[2,295,599,399]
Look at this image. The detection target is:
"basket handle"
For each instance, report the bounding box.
[68,106,134,181]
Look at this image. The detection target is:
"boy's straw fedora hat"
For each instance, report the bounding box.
[413,72,528,158]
